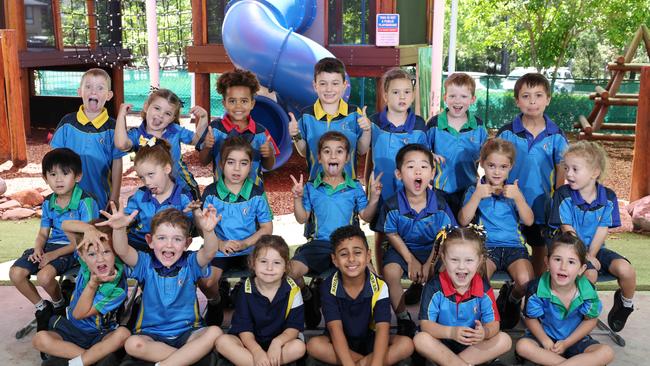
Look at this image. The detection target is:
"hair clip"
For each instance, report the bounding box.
[468,223,487,240]
[435,225,451,246]
[139,136,157,147]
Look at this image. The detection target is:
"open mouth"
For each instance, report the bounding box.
[456,272,468,281]
[414,178,423,190]
[88,97,99,109]
[452,105,464,113]
[556,273,568,280]
[162,250,176,260]
[327,162,339,175]
[97,264,109,274]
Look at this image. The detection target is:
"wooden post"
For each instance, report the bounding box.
[86,0,98,49]
[1,30,27,168]
[111,65,124,112]
[191,0,210,117]
[0,35,10,162]
[630,67,650,201]
[52,0,64,50]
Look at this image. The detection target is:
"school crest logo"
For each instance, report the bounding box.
[242,207,248,216]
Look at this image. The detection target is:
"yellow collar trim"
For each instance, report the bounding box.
[77,105,109,129]
[314,99,349,122]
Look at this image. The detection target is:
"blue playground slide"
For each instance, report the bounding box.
[222,0,340,169]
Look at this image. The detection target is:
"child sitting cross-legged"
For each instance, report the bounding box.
[515,232,615,366]
[32,221,130,366]
[215,235,306,366]
[414,226,511,366]
[307,225,414,366]
[100,204,224,365]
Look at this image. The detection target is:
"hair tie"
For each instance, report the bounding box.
[468,223,487,241]
[139,136,157,147]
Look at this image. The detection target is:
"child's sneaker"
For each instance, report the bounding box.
[204,300,224,327]
[35,300,54,332]
[41,356,69,366]
[53,303,66,317]
[304,279,322,329]
[608,289,633,332]
[496,282,520,329]
[404,283,423,305]
[397,312,416,338]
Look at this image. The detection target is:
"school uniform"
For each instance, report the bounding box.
[497,114,568,246]
[298,99,364,180]
[419,271,499,354]
[320,269,390,356]
[124,184,194,251]
[549,184,627,274]
[51,107,127,209]
[523,273,602,358]
[230,277,304,348]
[292,173,368,274]
[376,188,456,271]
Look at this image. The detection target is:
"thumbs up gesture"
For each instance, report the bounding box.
[288,112,300,138]
[503,179,523,200]
[357,106,371,132]
[203,125,215,149]
[260,134,274,158]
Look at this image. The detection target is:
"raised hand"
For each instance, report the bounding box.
[368,171,383,199]
[183,200,202,213]
[97,201,138,230]
[433,153,445,165]
[118,103,132,117]
[503,179,523,200]
[194,204,221,233]
[77,226,109,253]
[189,105,208,122]
[473,179,493,199]
[288,112,300,138]
[357,106,371,131]
[260,134,274,158]
[290,174,304,199]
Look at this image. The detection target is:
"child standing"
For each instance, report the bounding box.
[50,68,125,209]
[497,73,568,276]
[124,139,197,252]
[458,138,535,329]
[550,141,636,332]
[427,73,488,216]
[414,226,511,366]
[101,205,224,365]
[115,89,209,199]
[375,144,456,337]
[215,235,305,366]
[200,137,274,326]
[10,148,99,331]
[515,232,615,365]
[307,225,414,366]
[197,69,279,186]
[288,57,371,180]
[289,131,381,329]
[32,223,130,366]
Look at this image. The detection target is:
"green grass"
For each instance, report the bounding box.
[0,219,648,290]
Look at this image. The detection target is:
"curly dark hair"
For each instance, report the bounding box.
[216,68,260,97]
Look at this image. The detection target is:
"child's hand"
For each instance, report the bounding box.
[407,257,423,283]
[469,320,486,344]
[118,103,132,117]
[222,240,243,255]
[288,112,300,137]
[260,134,274,158]
[77,226,108,253]
[421,261,433,282]
[587,254,601,271]
[474,179,493,199]
[551,340,567,354]
[368,171,383,199]
[290,174,304,199]
[503,179,523,200]
[203,126,215,150]
[253,348,271,366]
[357,106,371,132]
[183,200,203,213]
[541,337,555,351]
[38,252,56,269]
[433,153,445,165]
[98,201,138,230]
[28,248,44,263]
[189,105,208,121]
[267,340,282,366]
[194,204,222,232]
[451,326,475,345]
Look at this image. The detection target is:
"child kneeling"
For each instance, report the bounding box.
[414,226,511,366]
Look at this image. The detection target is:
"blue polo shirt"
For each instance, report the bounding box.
[298,99,364,180]
[463,179,526,248]
[320,269,390,339]
[370,109,428,200]
[376,188,456,250]
[427,111,487,194]
[524,272,601,341]
[127,121,200,198]
[202,178,273,257]
[129,251,210,337]
[496,114,568,224]
[302,173,368,241]
[41,185,99,244]
[51,107,127,209]
[230,276,304,343]
[419,271,499,327]
[197,115,279,186]
[549,184,620,248]
[66,260,127,333]
[124,184,194,247]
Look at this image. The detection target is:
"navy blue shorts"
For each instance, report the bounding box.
[382,246,432,274]
[438,190,464,218]
[137,328,198,348]
[486,247,529,272]
[12,243,79,276]
[523,333,599,358]
[49,315,111,349]
[441,339,469,354]
[586,248,629,275]
[210,255,248,271]
[521,224,546,247]
[292,240,333,275]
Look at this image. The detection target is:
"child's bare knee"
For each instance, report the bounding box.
[9,266,28,284]
[495,332,512,351]
[32,332,49,349]
[413,332,433,350]
[125,336,146,354]
[36,269,56,285]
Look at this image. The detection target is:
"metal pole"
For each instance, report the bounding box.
[430,0,446,117]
